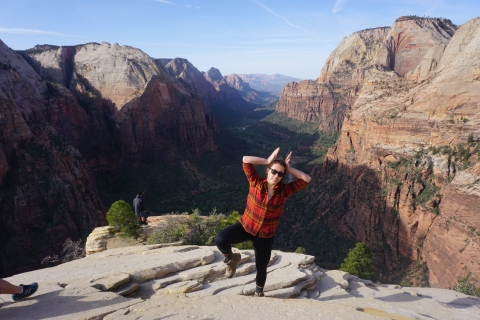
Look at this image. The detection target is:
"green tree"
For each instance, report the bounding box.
[295,247,306,254]
[340,242,375,281]
[467,133,474,143]
[106,200,141,238]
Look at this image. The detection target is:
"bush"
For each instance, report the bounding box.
[340,242,376,281]
[145,215,187,244]
[295,247,306,254]
[454,272,480,297]
[40,238,85,265]
[467,133,474,143]
[106,200,141,238]
[146,209,254,249]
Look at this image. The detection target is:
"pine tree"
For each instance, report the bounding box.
[106,200,141,238]
[340,242,375,280]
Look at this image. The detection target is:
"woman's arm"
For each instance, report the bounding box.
[285,151,312,183]
[243,147,279,165]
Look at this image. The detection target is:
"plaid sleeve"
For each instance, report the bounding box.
[243,162,262,187]
[283,179,309,198]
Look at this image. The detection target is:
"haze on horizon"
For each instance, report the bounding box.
[0,0,478,80]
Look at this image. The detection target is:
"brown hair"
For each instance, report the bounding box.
[266,159,287,182]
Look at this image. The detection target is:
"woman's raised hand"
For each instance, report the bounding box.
[267,147,280,164]
[285,151,292,167]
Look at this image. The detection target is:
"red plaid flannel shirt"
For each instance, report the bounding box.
[239,162,309,238]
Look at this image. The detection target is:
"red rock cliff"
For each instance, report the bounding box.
[322,17,479,288]
[0,40,106,277]
[26,42,217,166]
[277,17,457,132]
[1,41,219,276]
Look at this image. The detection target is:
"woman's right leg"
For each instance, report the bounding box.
[215,222,251,255]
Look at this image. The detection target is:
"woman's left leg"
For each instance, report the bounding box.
[252,236,274,294]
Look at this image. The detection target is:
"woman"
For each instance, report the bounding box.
[215,147,311,297]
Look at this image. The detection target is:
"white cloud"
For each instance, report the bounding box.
[185,5,200,9]
[332,0,348,13]
[0,27,83,37]
[155,0,174,4]
[251,0,304,30]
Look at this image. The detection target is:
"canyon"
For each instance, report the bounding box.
[0,14,479,294]
[0,41,222,276]
[277,16,480,288]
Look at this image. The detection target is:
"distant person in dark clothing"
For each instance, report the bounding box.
[133,192,147,225]
[0,279,38,302]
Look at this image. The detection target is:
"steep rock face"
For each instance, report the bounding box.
[277,17,457,131]
[223,73,251,91]
[322,17,480,288]
[278,27,390,128]
[115,73,217,165]
[0,40,106,277]
[204,67,223,82]
[159,58,220,103]
[204,68,241,100]
[375,17,456,77]
[0,41,220,276]
[24,42,217,166]
[27,42,161,109]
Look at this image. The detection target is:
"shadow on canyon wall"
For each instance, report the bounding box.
[276,160,422,284]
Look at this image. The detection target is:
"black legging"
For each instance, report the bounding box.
[215,222,274,288]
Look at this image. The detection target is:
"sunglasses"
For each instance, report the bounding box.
[268,168,284,178]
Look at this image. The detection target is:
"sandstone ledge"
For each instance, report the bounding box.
[1,243,478,319]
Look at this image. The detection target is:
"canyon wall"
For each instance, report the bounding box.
[24,42,217,166]
[319,17,480,288]
[0,40,106,276]
[0,41,219,276]
[277,17,457,133]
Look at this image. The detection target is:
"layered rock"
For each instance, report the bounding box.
[204,67,242,100]
[1,243,478,319]
[322,17,480,287]
[23,42,217,166]
[159,58,220,102]
[277,17,457,131]
[1,41,220,276]
[0,40,106,277]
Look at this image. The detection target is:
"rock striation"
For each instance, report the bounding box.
[318,17,480,288]
[0,242,478,319]
[0,41,220,277]
[159,58,220,103]
[0,39,106,277]
[277,17,457,131]
[23,42,217,166]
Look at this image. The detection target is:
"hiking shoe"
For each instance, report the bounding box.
[11,282,38,302]
[225,253,241,278]
[253,292,265,297]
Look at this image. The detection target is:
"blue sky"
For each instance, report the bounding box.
[0,1,478,79]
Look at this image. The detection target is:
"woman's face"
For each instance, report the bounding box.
[267,163,285,186]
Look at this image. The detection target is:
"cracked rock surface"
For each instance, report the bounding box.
[1,243,479,319]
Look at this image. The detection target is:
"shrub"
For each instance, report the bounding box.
[295,247,306,254]
[454,272,480,297]
[106,200,141,238]
[340,242,376,281]
[146,209,254,249]
[467,134,474,143]
[146,215,187,244]
[40,238,85,265]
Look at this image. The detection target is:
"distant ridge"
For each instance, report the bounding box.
[237,73,302,94]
